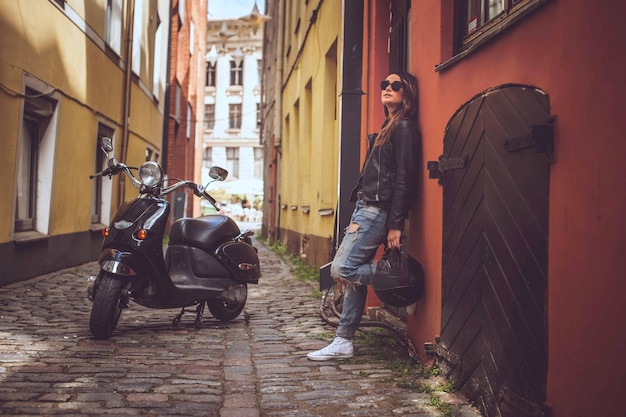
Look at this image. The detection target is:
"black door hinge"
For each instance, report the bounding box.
[427,154,468,185]
[505,117,555,154]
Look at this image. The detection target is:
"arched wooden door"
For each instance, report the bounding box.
[433,85,553,417]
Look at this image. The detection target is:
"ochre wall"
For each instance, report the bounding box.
[278,0,341,263]
[0,0,167,283]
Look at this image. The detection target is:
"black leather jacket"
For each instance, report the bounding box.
[350,118,420,230]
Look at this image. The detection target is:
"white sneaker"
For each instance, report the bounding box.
[307,337,354,361]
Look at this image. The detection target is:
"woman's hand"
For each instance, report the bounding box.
[387,229,402,249]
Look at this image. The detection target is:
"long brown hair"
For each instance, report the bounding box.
[375,71,419,146]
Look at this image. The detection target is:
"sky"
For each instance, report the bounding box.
[207,0,265,20]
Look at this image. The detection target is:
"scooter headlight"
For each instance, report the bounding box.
[138,161,163,187]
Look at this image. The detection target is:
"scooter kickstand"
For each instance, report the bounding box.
[172,308,185,327]
[194,302,205,329]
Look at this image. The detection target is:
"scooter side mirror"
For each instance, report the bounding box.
[101,137,113,153]
[209,166,228,181]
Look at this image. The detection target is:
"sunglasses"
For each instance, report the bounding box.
[380,80,403,91]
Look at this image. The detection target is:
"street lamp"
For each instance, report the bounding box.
[238,2,271,35]
[216,21,235,47]
[205,44,219,66]
[231,46,244,66]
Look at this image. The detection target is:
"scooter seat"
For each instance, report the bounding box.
[169,215,240,252]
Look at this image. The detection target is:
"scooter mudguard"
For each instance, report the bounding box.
[216,241,261,284]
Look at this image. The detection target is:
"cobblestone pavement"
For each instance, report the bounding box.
[0,231,482,417]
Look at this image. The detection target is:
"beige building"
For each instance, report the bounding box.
[0,0,170,285]
[203,17,264,207]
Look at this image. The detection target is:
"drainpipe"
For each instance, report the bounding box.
[336,0,364,246]
[271,0,285,243]
[119,0,136,205]
[161,0,173,173]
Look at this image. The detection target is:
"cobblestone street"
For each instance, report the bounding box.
[0,233,481,416]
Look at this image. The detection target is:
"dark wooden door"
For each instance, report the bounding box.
[438,85,552,417]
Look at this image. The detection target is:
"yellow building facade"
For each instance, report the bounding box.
[264,0,343,266]
[0,0,170,285]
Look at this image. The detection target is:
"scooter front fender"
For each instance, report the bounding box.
[99,248,138,276]
[101,259,136,276]
[97,248,159,297]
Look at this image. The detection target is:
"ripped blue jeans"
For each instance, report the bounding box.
[330,199,388,339]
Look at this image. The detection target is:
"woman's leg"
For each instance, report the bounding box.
[336,284,368,339]
[330,201,387,286]
[331,200,387,338]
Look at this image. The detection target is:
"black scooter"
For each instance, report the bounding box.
[87,138,260,339]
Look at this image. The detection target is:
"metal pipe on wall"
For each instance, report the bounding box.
[119,0,135,205]
[336,0,364,248]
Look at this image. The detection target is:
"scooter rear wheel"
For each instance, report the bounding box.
[207,283,247,321]
[89,272,125,339]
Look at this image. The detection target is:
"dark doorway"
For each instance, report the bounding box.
[436,85,552,417]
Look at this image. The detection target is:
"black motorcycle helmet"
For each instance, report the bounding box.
[371,249,425,307]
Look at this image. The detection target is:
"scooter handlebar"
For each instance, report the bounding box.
[91,162,219,205]
[89,163,142,188]
[194,184,218,209]
[90,165,118,179]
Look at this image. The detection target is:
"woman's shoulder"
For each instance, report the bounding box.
[394,117,420,138]
[397,117,419,129]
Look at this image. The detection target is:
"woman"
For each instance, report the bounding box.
[307,71,420,361]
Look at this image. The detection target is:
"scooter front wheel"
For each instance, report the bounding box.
[207,283,247,321]
[89,272,126,339]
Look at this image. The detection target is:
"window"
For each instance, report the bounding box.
[205,104,215,130]
[131,0,144,75]
[15,86,58,235]
[153,11,163,98]
[145,146,159,162]
[186,102,192,139]
[464,0,505,37]
[257,59,263,86]
[226,147,239,178]
[15,114,39,232]
[254,147,263,178]
[203,147,213,168]
[256,103,261,127]
[230,60,243,86]
[206,62,216,87]
[189,20,195,55]
[457,0,550,49]
[229,104,242,129]
[105,0,123,55]
[175,81,181,122]
[92,125,114,225]
[179,0,185,22]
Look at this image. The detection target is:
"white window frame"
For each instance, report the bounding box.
[153,11,163,98]
[14,75,60,238]
[105,0,123,55]
[179,0,185,22]
[132,0,144,75]
[229,103,242,129]
[189,20,195,55]
[186,102,192,139]
[92,123,114,227]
